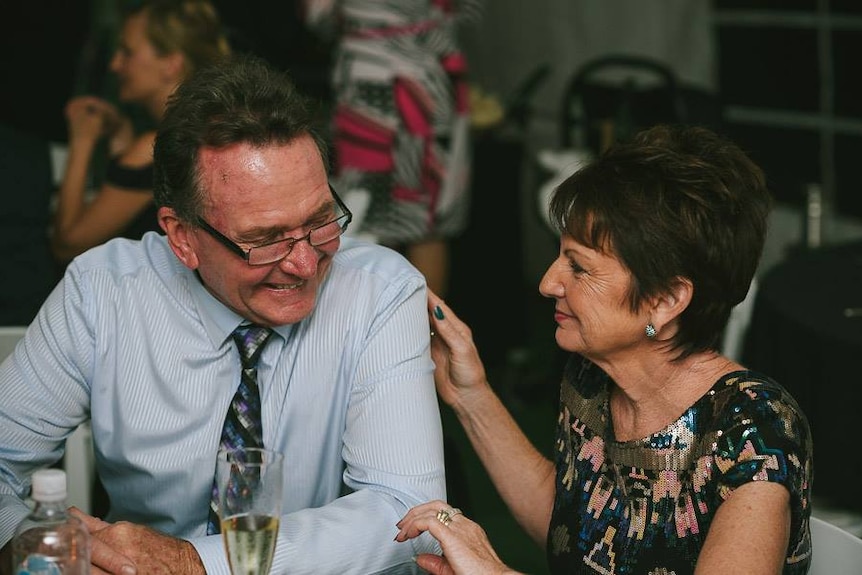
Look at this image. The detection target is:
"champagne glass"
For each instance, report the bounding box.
[216,447,284,575]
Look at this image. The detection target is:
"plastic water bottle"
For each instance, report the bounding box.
[12,469,90,575]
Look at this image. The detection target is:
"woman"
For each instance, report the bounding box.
[303,0,482,296]
[395,125,813,574]
[52,0,230,263]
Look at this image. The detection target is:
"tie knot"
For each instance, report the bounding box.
[232,324,273,368]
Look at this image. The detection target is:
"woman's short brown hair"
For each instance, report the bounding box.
[548,124,772,358]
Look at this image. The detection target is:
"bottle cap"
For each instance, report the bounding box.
[31,469,67,503]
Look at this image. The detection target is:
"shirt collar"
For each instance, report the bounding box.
[187,270,294,348]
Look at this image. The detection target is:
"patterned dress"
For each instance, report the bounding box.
[548,355,813,575]
[322,0,479,244]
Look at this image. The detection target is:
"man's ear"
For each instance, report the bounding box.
[158,206,199,269]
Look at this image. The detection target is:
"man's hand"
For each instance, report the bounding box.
[70,509,205,575]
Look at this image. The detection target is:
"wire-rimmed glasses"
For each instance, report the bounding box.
[196,184,353,265]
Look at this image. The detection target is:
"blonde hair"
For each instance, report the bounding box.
[133,0,231,76]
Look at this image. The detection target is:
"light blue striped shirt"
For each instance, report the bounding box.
[0,232,446,574]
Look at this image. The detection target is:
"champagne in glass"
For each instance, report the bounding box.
[216,447,284,575]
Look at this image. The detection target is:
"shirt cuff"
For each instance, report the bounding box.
[188,534,229,575]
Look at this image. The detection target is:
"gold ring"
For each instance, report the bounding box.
[436,507,462,526]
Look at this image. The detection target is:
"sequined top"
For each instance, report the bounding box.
[547,356,812,575]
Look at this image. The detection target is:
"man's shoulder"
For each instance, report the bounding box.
[334,237,423,282]
[70,232,180,281]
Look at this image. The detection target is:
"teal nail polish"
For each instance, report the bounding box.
[434,305,444,320]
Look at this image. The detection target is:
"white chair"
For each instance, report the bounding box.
[0,326,27,360]
[809,515,862,574]
[340,186,379,244]
[720,277,758,362]
[0,325,94,514]
[534,147,593,234]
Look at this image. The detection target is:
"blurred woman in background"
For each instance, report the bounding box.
[303,0,482,296]
[52,0,230,263]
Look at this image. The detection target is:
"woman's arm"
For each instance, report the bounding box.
[428,291,556,546]
[52,128,156,263]
[696,481,791,574]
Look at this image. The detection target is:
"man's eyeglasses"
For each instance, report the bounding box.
[196,184,353,266]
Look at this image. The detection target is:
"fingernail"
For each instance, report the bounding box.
[121,566,137,575]
[434,306,444,320]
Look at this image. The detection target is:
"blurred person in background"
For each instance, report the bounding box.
[303,0,482,297]
[396,125,813,575]
[51,0,230,264]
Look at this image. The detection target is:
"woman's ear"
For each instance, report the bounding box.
[650,277,693,332]
[159,206,200,269]
[162,51,187,84]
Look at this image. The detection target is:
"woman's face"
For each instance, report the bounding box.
[109,11,176,105]
[539,233,650,361]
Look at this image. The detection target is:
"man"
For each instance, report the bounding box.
[0,55,445,574]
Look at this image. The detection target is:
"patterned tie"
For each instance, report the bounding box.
[207,324,274,535]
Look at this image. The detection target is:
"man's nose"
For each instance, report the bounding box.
[277,236,320,277]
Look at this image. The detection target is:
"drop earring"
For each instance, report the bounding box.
[645,323,657,338]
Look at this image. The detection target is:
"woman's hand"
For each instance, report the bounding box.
[427,289,490,411]
[395,500,522,575]
[65,96,134,156]
[65,96,121,141]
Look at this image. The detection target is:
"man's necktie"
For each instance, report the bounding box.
[207,324,274,535]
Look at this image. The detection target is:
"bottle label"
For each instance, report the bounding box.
[15,554,63,575]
